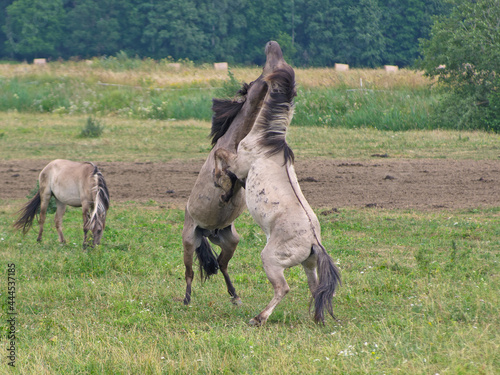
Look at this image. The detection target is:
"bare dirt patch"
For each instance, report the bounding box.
[2,158,499,210]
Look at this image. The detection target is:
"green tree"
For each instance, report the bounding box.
[347,0,385,67]
[381,0,448,67]
[299,0,347,66]
[195,0,248,63]
[0,0,14,58]
[420,0,500,132]
[64,0,122,58]
[142,0,208,61]
[3,0,64,60]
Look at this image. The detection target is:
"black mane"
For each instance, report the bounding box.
[257,66,297,164]
[210,82,250,146]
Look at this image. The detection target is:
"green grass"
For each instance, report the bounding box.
[0,201,498,374]
[294,87,437,130]
[0,71,442,131]
[1,113,499,161]
[0,67,499,372]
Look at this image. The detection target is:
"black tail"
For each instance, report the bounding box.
[312,244,342,323]
[195,236,219,281]
[13,191,41,234]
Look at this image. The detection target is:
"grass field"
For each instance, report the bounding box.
[0,200,498,374]
[0,63,499,373]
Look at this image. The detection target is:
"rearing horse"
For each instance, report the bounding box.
[214,65,341,325]
[182,41,289,305]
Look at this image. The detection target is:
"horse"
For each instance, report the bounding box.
[13,159,110,248]
[214,64,341,325]
[182,41,290,306]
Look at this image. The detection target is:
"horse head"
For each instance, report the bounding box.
[210,41,289,151]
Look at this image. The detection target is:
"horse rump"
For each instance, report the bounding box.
[13,191,41,234]
[312,244,342,323]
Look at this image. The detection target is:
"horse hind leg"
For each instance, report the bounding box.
[54,199,67,243]
[250,248,290,326]
[209,224,242,305]
[36,188,52,242]
[301,247,320,292]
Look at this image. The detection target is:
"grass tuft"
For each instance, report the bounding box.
[80,116,104,138]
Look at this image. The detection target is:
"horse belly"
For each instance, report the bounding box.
[245,167,301,233]
[51,181,83,207]
[187,185,246,230]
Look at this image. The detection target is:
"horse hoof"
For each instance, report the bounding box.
[231,297,243,306]
[249,317,263,327]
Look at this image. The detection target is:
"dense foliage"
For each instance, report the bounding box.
[0,0,448,67]
[419,0,500,132]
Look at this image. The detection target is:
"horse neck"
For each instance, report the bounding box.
[216,78,269,151]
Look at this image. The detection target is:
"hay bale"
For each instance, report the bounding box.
[167,63,182,70]
[33,58,47,65]
[384,65,399,73]
[335,63,349,72]
[214,62,228,71]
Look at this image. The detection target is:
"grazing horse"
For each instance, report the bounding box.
[14,159,110,247]
[214,65,341,325]
[182,41,290,306]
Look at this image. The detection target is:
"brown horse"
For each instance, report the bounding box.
[182,41,290,305]
[14,159,110,247]
[214,65,341,325]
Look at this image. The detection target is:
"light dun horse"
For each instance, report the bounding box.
[214,65,341,325]
[182,41,289,306]
[14,159,110,247]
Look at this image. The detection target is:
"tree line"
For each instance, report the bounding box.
[0,0,448,67]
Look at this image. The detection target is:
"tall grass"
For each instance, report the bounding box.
[0,61,445,131]
[0,75,437,130]
[294,87,437,130]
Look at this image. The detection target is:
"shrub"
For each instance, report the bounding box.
[80,116,104,138]
[419,0,500,132]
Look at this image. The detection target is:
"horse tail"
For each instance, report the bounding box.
[312,244,342,324]
[195,235,219,281]
[13,191,41,234]
[88,165,110,230]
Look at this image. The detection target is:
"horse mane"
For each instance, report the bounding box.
[256,65,297,164]
[210,82,250,146]
[87,165,110,231]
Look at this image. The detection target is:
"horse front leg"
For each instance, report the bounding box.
[54,200,67,243]
[209,224,242,305]
[82,204,90,249]
[250,245,290,326]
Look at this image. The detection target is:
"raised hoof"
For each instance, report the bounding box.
[231,297,243,306]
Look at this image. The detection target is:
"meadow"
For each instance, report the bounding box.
[0,61,499,374]
[0,59,439,131]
